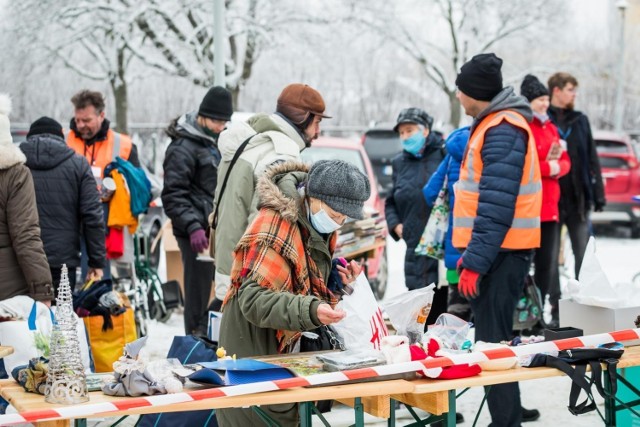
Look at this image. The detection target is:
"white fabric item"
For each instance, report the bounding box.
[0,94,12,146]
[0,296,93,375]
[333,273,389,351]
[548,160,560,176]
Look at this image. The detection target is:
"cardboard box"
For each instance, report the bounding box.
[162,221,184,297]
[559,298,640,344]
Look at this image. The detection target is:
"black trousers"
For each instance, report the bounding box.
[469,251,532,427]
[533,221,561,308]
[176,236,214,336]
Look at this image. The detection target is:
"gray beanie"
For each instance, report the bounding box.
[307,160,371,220]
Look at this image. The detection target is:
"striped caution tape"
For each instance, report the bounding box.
[0,328,638,425]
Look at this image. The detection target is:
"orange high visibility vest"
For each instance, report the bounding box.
[67,128,132,179]
[452,110,542,249]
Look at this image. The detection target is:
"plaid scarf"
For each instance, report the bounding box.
[224,206,338,353]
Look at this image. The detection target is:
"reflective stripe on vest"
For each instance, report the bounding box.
[112,132,121,162]
[452,110,542,250]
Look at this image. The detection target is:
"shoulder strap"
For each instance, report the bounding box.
[211,134,255,227]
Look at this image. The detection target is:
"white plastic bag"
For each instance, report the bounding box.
[333,273,388,350]
[383,285,435,343]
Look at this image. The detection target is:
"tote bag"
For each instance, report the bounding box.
[83,307,137,372]
[415,176,449,260]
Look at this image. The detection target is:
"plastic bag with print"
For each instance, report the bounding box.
[332,273,388,351]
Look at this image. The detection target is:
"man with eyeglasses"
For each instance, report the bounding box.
[547,72,605,328]
[162,86,233,336]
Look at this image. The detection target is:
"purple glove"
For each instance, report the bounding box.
[189,229,208,253]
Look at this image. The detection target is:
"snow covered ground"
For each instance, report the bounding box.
[111,226,640,426]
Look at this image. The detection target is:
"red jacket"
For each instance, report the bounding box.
[530,116,571,222]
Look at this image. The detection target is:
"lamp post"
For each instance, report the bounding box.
[613,0,628,134]
[213,0,225,87]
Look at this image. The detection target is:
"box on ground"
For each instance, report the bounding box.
[559,299,640,345]
[162,221,184,297]
[208,311,223,343]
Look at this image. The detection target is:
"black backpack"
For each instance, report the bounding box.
[527,347,624,418]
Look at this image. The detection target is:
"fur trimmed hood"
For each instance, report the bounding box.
[256,160,310,223]
[0,94,26,170]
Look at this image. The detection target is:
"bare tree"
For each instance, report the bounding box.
[348,0,561,127]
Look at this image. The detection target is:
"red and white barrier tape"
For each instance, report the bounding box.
[0,328,638,425]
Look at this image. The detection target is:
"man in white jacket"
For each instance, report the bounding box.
[211,83,330,310]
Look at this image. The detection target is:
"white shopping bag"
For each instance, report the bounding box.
[333,273,388,350]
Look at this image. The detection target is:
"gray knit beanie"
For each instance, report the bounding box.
[307,160,371,220]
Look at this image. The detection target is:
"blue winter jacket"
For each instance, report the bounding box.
[423,127,470,270]
[455,87,534,275]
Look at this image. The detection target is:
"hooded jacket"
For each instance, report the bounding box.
[423,127,470,270]
[21,134,106,268]
[0,142,53,301]
[385,130,444,289]
[457,87,537,275]
[162,112,221,238]
[213,112,306,300]
[217,161,331,427]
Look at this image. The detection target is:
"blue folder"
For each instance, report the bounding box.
[191,359,296,386]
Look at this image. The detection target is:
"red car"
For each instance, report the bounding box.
[592,131,640,238]
[301,137,388,299]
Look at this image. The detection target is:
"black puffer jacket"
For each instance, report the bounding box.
[20,134,105,269]
[548,106,605,219]
[385,132,444,290]
[162,112,221,238]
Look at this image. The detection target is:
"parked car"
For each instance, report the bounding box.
[591,131,640,238]
[361,125,402,199]
[10,125,28,144]
[301,137,388,299]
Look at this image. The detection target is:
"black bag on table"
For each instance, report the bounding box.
[527,347,624,417]
[300,325,344,352]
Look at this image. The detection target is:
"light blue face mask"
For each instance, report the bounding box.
[309,203,342,234]
[402,131,426,156]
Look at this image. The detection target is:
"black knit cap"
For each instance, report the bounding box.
[307,160,371,220]
[520,74,549,102]
[28,116,64,139]
[198,86,233,121]
[455,53,503,101]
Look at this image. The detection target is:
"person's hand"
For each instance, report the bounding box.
[86,268,103,282]
[337,260,362,284]
[547,142,562,160]
[316,303,346,325]
[189,228,209,253]
[458,268,481,299]
[394,224,403,239]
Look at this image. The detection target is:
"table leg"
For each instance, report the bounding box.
[299,402,313,427]
[74,419,87,427]
[447,390,456,427]
[354,397,365,427]
[387,399,396,427]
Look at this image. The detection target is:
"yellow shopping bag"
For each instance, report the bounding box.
[83,308,137,372]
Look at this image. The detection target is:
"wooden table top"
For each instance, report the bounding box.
[407,344,640,395]
[0,378,414,418]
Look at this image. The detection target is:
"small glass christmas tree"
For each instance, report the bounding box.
[45,264,89,404]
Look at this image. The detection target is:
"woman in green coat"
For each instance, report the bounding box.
[217,159,370,426]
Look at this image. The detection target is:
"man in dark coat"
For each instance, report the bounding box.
[454,53,541,426]
[385,107,445,325]
[547,72,605,326]
[21,117,106,292]
[161,86,233,336]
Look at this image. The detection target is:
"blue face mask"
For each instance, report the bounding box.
[309,203,342,234]
[402,132,426,156]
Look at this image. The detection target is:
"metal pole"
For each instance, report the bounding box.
[613,0,627,134]
[213,0,225,87]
